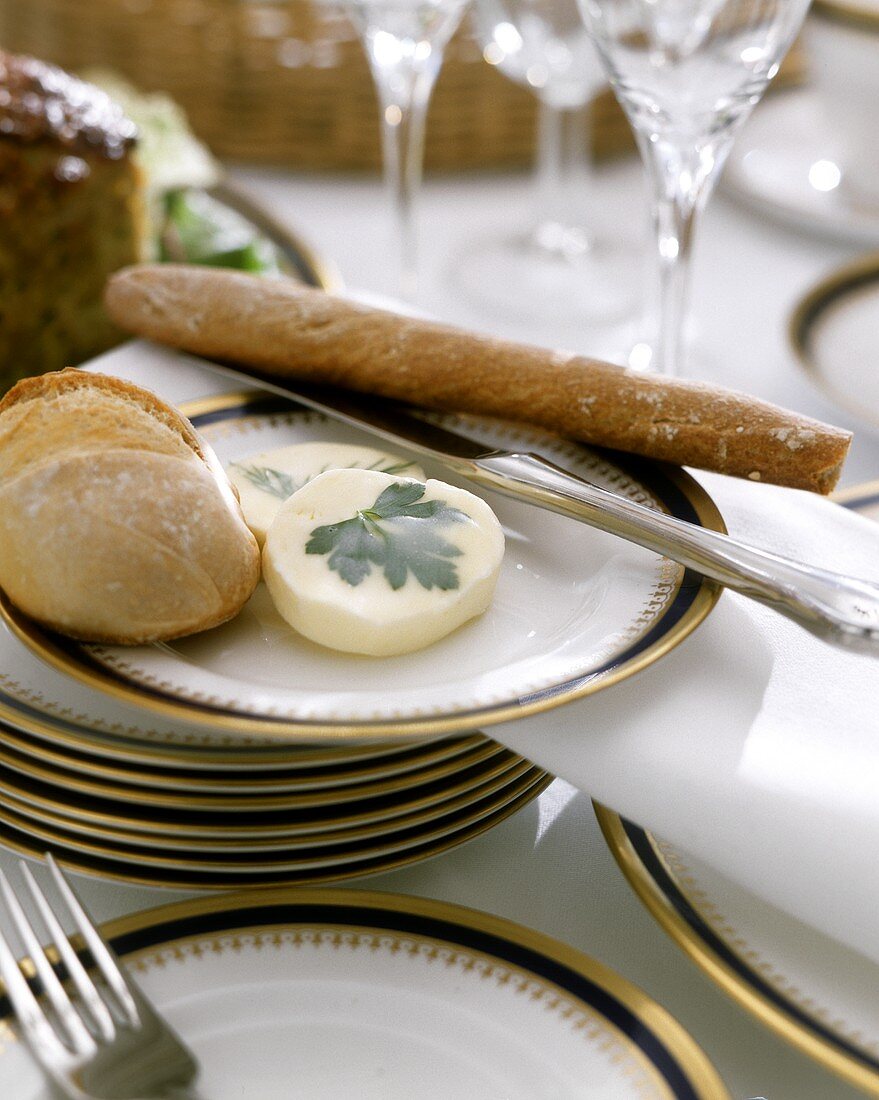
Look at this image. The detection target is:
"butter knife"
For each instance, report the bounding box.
[203,361,879,653]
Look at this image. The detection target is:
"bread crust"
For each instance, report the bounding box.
[105,264,852,495]
[0,369,260,644]
[0,368,206,460]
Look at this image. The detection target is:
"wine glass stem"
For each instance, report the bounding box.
[636,131,709,376]
[371,62,438,301]
[653,181,697,378]
[533,100,593,251]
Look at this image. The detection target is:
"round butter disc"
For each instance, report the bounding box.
[228,442,424,546]
[262,469,504,656]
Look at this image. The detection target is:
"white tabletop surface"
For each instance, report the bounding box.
[3,111,878,1098]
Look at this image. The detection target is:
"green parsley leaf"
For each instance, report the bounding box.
[232,463,298,500]
[232,458,419,503]
[305,482,468,591]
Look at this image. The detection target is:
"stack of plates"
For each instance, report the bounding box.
[0,717,547,890]
[0,378,723,889]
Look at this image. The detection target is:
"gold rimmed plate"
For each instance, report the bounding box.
[208,183,342,293]
[0,719,486,794]
[2,887,728,1098]
[0,759,542,854]
[0,721,501,800]
[789,252,879,431]
[0,393,723,742]
[592,477,879,1100]
[597,804,879,1098]
[0,771,552,885]
[0,749,531,840]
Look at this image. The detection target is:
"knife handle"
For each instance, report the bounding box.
[471,451,879,652]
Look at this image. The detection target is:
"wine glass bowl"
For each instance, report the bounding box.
[477,0,602,109]
[578,0,812,374]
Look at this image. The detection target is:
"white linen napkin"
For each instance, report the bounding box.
[495,476,879,965]
[93,340,879,964]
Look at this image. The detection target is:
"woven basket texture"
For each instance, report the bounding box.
[0,0,643,170]
[0,1,805,170]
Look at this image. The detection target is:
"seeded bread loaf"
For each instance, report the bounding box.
[0,53,146,392]
[0,370,260,643]
[105,264,852,494]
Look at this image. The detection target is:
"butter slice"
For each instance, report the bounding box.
[228,442,424,545]
[262,468,504,656]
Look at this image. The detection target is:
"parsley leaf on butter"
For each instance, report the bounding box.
[306,482,468,591]
[232,463,299,500]
[233,458,419,502]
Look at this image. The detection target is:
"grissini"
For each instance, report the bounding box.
[104,264,852,494]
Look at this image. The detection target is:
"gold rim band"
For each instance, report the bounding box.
[0,392,724,743]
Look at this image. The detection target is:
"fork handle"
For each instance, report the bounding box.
[468,451,879,652]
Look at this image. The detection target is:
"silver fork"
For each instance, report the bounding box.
[0,854,199,1100]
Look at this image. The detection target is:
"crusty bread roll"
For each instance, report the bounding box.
[0,369,260,643]
[0,369,202,482]
[105,264,852,494]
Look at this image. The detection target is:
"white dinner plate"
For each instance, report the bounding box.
[0,889,728,1098]
[789,253,879,433]
[595,485,879,1097]
[723,87,879,246]
[597,806,879,1097]
[0,618,462,768]
[0,720,486,794]
[0,736,514,813]
[0,393,721,741]
[0,756,534,853]
[0,779,550,890]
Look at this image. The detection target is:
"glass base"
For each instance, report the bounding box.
[451,223,643,327]
[623,326,725,381]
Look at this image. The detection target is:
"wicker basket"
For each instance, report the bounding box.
[0,0,803,171]
[0,0,641,170]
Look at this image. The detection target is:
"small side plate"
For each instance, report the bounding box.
[596,483,879,1098]
[789,253,879,432]
[0,393,723,741]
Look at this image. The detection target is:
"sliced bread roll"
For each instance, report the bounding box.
[0,370,260,643]
[0,369,203,481]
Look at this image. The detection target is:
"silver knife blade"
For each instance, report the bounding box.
[196,358,879,651]
[201,360,503,469]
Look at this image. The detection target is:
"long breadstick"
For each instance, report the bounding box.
[104,265,851,494]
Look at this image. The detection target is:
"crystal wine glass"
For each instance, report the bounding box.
[345,0,470,300]
[461,0,640,326]
[577,0,812,374]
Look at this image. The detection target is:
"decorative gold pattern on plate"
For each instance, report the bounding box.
[596,804,879,1097]
[652,838,879,1060]
[0,394,723,742]
[0,888,729,1099]
[129,926,670,1098]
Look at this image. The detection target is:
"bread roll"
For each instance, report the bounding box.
[105,264,852,494]
[0,370,260,643]
[0,369,202,482]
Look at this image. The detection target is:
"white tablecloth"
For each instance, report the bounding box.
[2,131,876,1098]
